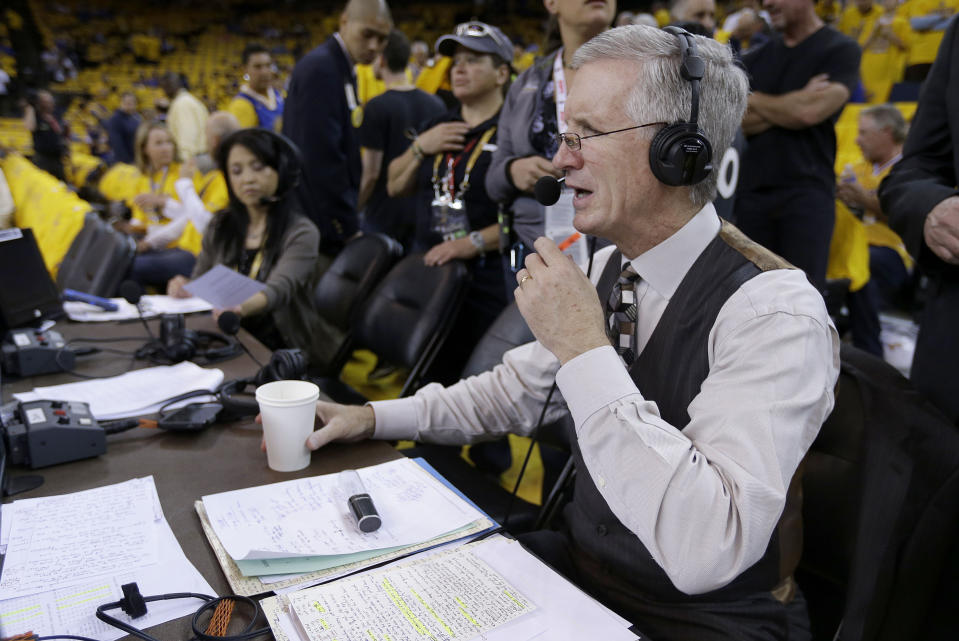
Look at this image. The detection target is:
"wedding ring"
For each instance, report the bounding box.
[519,274,532,286]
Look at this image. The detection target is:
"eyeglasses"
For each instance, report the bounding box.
[556,122,667,151]
[454,21,509,51]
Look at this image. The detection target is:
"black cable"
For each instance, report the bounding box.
[95,591,270,641]
[502,381,558,529]
[501,236,599,530]
[37,636,101,641]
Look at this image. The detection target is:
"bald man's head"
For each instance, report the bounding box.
[340,0,392,65]
[206,111,241,155]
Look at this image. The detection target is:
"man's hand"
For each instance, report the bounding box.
[423,237,477,266]
[306,402,376,450]
[923,196,959,264]
[513,237,610,364]
[509,155,562,193]
[416,122,471,155]
[836,181,869,209]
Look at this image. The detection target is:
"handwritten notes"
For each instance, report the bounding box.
[287,544,535,641]
[0,477,160,599]
[201,458,486,561]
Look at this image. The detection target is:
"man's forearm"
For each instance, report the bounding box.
[749,84,848,130]
[742,106,772,136]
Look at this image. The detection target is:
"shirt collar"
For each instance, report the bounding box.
[625,202,721,301]
[333,33,357,78]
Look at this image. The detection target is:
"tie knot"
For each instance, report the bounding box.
[618,263,639,284]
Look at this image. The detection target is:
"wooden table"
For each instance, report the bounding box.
[2,315,400,639]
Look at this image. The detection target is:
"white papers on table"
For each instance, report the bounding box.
[201,458,487,561]
[182,264,266,309]
[267,535,639,641]
[0,477,160,600]
[0,519,214,640]
[64,295,213,322]
[13,361,224,419]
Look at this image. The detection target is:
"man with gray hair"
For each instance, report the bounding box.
[288,25,838,639]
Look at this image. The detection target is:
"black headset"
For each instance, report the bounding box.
[135,314,241,364]
[216,129,304,203]
[217,348,309,418]
[648,27,714,187]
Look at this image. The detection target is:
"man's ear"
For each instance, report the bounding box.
[543,0,559,16]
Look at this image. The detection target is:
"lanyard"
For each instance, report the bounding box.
[249,249,264,280]
[431,126,496,200]
[553,49,569,134]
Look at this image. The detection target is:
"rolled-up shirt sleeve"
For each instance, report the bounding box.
[372,339,568,444]
[556,270,839,594]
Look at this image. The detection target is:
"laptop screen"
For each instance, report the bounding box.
[0,228,63,334]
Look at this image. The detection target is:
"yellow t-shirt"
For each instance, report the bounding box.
[415,57,452,95]
[227,96,259,128]
[827,158,913,290]
[839,4,885,45]
[127,164,212,255]
[860,15,912,102]
[898,0,959,65]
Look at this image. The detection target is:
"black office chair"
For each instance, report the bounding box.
[314,253,469,403]
[312,233,402,375]
[57,211,136,297]
[797,343,959,641]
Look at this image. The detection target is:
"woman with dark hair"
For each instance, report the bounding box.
[168,128,341,372]
[386,21,513,383]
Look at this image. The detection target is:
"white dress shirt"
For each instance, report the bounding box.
[371,203,840,595]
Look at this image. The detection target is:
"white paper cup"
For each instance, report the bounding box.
[255,380,320,472]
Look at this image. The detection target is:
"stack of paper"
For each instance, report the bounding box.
[261,535,641,641]
[198,458,495,596]
[13,361,224,419]
[0,477,214,639]
[64,295,213,322]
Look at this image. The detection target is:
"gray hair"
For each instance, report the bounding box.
[571,25,749,208]
[861,103,908,144]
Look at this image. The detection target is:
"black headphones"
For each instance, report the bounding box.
[648,27,714,187]
[136,314,241,364]
[217,348,309,418]
[216,129,304,203]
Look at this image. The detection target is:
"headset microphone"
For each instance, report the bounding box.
[258,195,280,206]
[533,175,565,206]
[217,311,264,368]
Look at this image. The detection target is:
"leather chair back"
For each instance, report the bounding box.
[355,253,468,397]
[57,212,136,297]
[799,344,959,641]
[313,233,401,330]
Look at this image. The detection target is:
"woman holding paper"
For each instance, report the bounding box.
[167,128,341,373]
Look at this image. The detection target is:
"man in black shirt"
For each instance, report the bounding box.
[734,0,860,290]
[358,29,444,248]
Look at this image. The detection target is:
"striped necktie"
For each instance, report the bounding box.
[606,263,640,365]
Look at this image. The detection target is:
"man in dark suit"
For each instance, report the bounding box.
[879,16,959,424]
[282,0,392,258]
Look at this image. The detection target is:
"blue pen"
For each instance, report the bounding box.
[63,289,119,311]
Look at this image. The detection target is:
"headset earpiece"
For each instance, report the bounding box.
[648,27,714,187]
[219,348,308,418]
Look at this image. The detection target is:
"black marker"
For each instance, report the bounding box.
[339,469,381,533]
